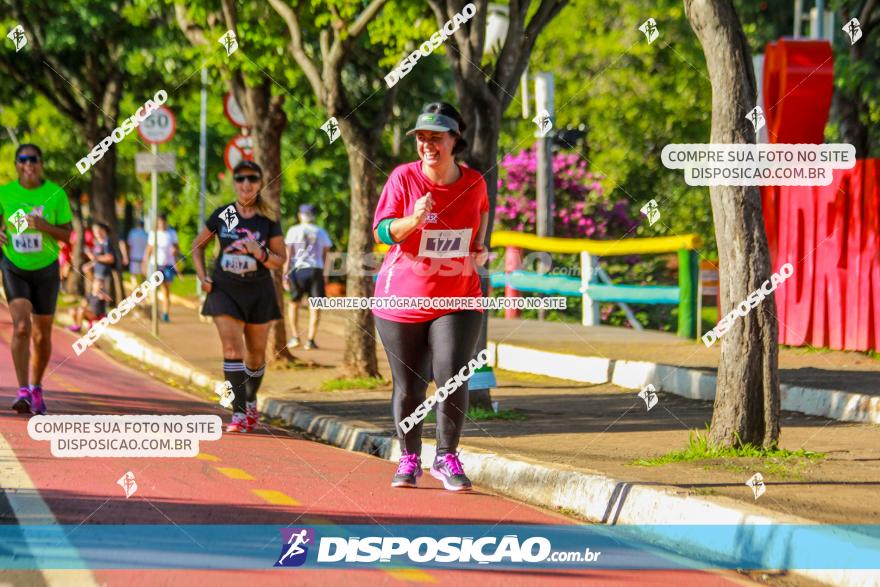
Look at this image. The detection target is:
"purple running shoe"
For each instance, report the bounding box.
[30,385,46,415]
[430,452,472,492]
[11,387,31,414]
[391,452,422,488]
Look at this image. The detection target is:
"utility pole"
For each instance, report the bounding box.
[198,66,208,298]
[534,72,555,239]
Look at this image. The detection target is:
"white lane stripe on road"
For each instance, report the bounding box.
[0,432,99,587]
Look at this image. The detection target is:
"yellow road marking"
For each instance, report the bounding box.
[386,569,437,583]
[252,489,300,506]
[214,467,255,480]
[196,453,221,462]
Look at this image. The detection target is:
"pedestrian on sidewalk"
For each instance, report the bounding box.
[142,214,179,322]
[84,221,116,293]
[283,203,332,350]
[371,102,489,492]
[0,144,73,415]
[123,219,148,294]
[191,160,286,433]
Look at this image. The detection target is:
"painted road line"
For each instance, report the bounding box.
[251,489,300,506]
[0,432,99,587]
[386,569,438,583]
[196,453,221,462]
[214,467,256,480]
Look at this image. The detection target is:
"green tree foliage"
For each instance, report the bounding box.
[523,0,714,253]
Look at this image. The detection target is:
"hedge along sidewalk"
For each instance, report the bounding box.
[84,304,879,587]
[486,320,880,425]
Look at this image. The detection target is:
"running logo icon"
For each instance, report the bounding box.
[746,472,765,500]
[842,18,862,45]
[746,106,765,132]
[219,30,238,56]
[215,380,234,408]
[321,117,340,143]
[8,209,28,235]
[640,200,660,226]
[220,205,239,231]
[117,471,138,498]
[638,384,658,411]
[532,109,552,138]
[7,25,27,52]
[275,527,314,567]
[639,18,659,44]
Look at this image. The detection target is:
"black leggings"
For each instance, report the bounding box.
[375,311,482,456]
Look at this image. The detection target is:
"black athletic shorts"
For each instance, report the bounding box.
[201,277,282,324]
[289,267,325,302]
[0,258,61,315]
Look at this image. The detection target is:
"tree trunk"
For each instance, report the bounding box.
[340,124,380,378]
[245,84,294,365]
[684,0,780,448]
[66,188,85,296]
[462,112,501,410]
[87,130,118,234]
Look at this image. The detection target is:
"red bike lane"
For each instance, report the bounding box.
[0,307,754,586]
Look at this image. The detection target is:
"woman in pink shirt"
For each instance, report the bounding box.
[372,102,489,492]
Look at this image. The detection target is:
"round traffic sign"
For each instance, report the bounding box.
[223,92,249,128]
[138,106,176,144]
[224,135,254,172]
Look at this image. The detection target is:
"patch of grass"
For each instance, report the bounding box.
[632,428,824,467]
[169,273,199,299]
[320,376,388,391]
[424,406,527,423]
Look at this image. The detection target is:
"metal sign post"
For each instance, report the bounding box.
[150,143,160,337]
[137,105,177,338]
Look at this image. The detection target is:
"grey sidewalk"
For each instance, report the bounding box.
[487,319,880,424]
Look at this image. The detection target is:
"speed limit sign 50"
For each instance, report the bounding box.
[138,106,177,144]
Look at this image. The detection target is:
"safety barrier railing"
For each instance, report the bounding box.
[373,231,701,338]
[489,231,701,338]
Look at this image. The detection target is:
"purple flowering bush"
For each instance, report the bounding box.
[494,148,638,238]
[493,148,675,330]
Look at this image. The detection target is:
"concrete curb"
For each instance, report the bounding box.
[91,323,877,586]
[487,342,880,424]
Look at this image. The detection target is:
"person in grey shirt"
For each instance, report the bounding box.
[283,204,332,350]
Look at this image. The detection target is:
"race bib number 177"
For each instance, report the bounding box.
[417,229,472,259]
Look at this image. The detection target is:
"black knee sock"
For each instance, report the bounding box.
[244,364,265,403]
[223,359,248,414]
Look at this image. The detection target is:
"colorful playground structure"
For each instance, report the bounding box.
[489,231,701,339]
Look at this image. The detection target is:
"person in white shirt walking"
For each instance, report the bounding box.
[142,214,180,322]
[283,204,332,350]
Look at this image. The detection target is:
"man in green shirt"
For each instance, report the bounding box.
[0,144,73,415]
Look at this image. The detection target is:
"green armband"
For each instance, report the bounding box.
[377,217,397,245]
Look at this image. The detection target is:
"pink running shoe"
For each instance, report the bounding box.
[391,452,422,488]
[67,325,82,333]
[226,412,248,433]
[245,402,258,431]
[29,385,46,415]
[11,387,31,414]
[430,452,472,492]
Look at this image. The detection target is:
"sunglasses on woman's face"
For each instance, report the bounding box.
[16,155,41,164]
[233,174,261,184]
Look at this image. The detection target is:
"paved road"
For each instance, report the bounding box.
[0,307,756,586]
